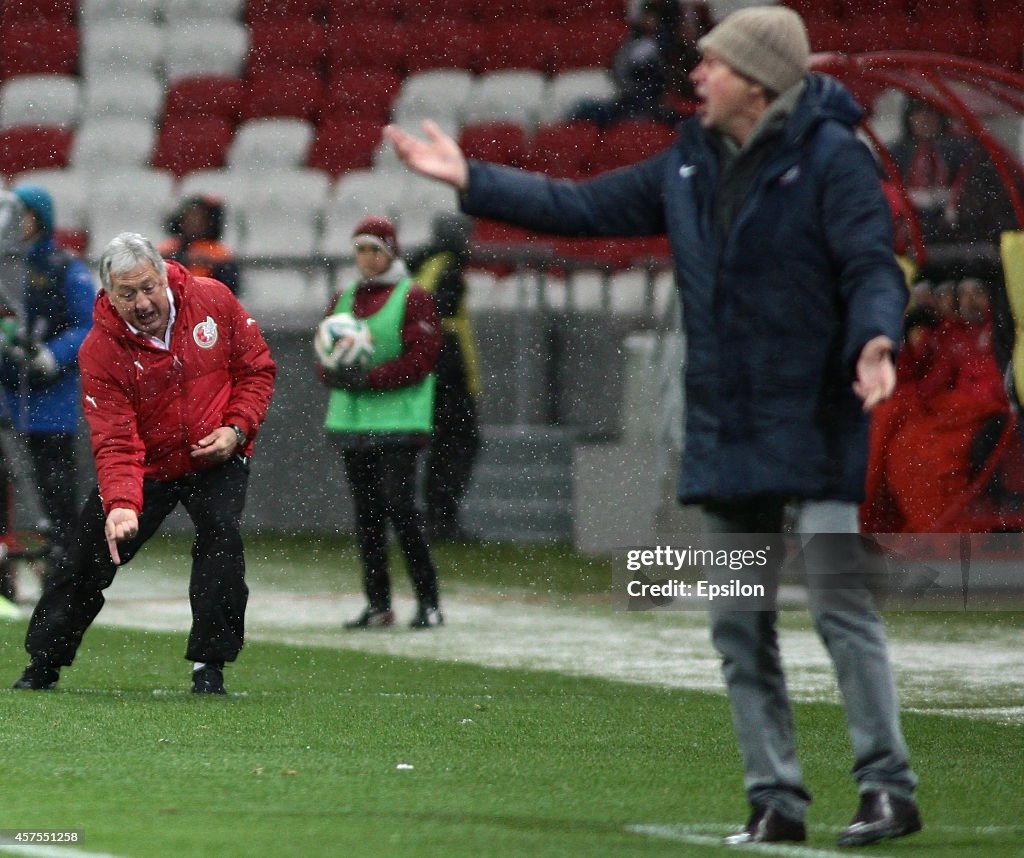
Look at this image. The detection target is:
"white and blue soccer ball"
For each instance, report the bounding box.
[314,312,374,369]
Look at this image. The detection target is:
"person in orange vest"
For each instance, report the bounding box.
[160,195,241,295]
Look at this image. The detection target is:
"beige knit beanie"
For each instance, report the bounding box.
[698,6,809,95]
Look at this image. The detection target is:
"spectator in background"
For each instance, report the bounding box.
[408,212,482,543]
[659,0,716,101]
[569,0,678,128]
[889,98,969,243]
[386,6,920,847]
[0,186,95,601]
[319,216,444,630]
[159,195,241,295]
[865,277,1009,532]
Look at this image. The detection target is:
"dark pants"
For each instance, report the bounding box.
[24,456,251,668]
[341,442,439,612]
[426,385,479,537]
[27,432,79,557]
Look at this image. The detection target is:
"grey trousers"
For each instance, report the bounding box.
[703,498,917,820]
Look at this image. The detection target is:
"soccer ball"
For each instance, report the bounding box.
[314,312,374,369]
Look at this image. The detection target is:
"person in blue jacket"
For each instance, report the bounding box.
[0,186,94,596]
[386,6,920,849]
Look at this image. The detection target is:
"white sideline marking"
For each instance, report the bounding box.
[13,568,1022,721]
[629,825,897,858]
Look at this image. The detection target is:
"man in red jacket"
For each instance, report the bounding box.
[13,232,276,695]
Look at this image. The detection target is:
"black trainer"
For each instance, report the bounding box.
[191,664,226,695]
[837,790,921,847]
[344,607,396,629]
[724,805,806,846]
[13,661,60,690]
[409,606,444,629]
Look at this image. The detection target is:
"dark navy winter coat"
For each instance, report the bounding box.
[462,74,906,503]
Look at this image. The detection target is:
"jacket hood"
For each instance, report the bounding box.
[788,73,864,139]
[94,258,193,339]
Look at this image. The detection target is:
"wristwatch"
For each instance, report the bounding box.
[228,424,247,449]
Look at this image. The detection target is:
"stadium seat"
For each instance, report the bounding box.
[246,21,327,76]
[0,127,73,182]
[538,68,616,126]
[227,118,315,169]
[550,0,620,24]
[242,267,330,318]
[525,121,601,177]
[399,0,477,22]
[235,168,331,257]
[71,118,157,171]
[81,21,164,79]
[403,21,483,75]
[307,118,384,177]
[0,22,79,80]
[326,21,411,76]
[0,75,81,131]
[240,69,324,122]
[150,117,235,178]
[458,122,528,168]
[161,0,246,21]
[0,0,77,25]
[462,70,548,131]
[323,69,402,124]
[162,76,244,123]
[79,0,160,22]
[244,0,325,23]
[81,71,165,123]
[549,19,625,72]
[981,21,1024,71]
[163,21,250,83]
[323,0,402,25]
[475,0,549,22]
[85,167,177,256]
[590,120,677,173]
[473,21,561,74]
[11,167,90,234]
[390,69,475,129]
[395,173,459,249]
[319,168,407,254]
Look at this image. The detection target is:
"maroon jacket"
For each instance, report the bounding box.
[79,260,276,515]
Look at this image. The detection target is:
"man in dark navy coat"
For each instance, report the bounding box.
[385,5,919,849]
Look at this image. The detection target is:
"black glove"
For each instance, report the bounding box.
[323,365,369,390]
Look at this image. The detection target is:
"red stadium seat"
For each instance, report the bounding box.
[246,21,327,75]
[0,0,77,27]
[475,0,550,23]
[398,0,477,22]
[458,122,528,167]
[0,126,72,181]
[548,20,625,73]
[323,69,402,123]
[327,21,411,75]
[590,120,676,173]
[981,21,1024,70]
[151,117,235,177]
[307,118,384,177]
[241,68,325,121]
[0,22,79,80]
[551,0,623,24]
[244,0,324,23]
[163,76,244,123]
[404,21,482,74]
[525,122,601,178]
[473,22,561,74]
[324,0,403,25]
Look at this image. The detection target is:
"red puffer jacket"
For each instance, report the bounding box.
[79,260,276,515]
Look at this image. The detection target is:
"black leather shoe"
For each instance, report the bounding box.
[724,806,806,845]
[837,790,922,847]
[343,607,396,629]
[192,665,226,695]
[409,606,444,629]
[12,662,60,690]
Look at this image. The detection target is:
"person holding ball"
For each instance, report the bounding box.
[318,216,443,630]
